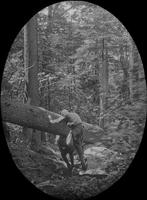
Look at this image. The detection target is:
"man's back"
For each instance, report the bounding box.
[64,112,82,126]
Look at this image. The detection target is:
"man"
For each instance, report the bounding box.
[50,109,87,171]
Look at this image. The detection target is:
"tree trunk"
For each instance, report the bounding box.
[128,41,134,103]
[1,99,104,144]
[27,15,40,106]
[22,25,32,146]
[99,39,109,129]
[132,44,141,101]
[25,15,41,150]
[41,79,51,144]
[119,45,130,103]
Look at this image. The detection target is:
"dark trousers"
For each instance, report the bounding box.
[58,135,74,169]
[71,124,87,170]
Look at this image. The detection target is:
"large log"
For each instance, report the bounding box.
[1,99,104,142]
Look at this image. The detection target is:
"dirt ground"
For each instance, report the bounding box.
[8,136,134,200]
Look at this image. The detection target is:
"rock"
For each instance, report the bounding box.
[79,168,107,176]
[77,144,120,175]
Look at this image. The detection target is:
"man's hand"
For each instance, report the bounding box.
[55,135,60,144]
[67,122,74,127]
[49,115,65,124]
[48,114,52,121]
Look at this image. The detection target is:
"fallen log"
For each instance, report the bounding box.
[1,98,104,142]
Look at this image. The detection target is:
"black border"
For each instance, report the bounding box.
[0,0,146,200]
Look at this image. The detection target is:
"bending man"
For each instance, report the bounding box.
[50,109,87,171]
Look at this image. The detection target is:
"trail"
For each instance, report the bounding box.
[9,138,127,199]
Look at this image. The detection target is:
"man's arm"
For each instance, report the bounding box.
[48,115,65,124]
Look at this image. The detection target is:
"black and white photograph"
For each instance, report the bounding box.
[0,1,146,199]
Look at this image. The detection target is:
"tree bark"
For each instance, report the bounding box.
[22,25,32,145]
[128,41,134,103]
[99,39,108,129]
[1,99,104,143]
[27,15,42,150]
[27,15,40,106]
[119,45,130,102]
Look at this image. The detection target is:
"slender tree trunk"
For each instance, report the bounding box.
[27,16,40,106]
[99,39,109,129]
[41,78,51,144]
[25,15,41,151]
[128,41,134,103]
[132,44,141,101]
[119,45,130,103]
[92,41,100,122]
[68,86,72,110]
[67,64,72,110]
[22,25,32,146]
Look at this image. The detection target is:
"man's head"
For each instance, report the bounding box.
[61,109,69,116]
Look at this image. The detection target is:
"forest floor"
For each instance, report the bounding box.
[7,127,139,200]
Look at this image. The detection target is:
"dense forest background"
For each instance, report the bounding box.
[1,1,147,199]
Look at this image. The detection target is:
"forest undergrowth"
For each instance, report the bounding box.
[6,118,142,199]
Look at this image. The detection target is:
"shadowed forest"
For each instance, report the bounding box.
[1,1,147,199]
